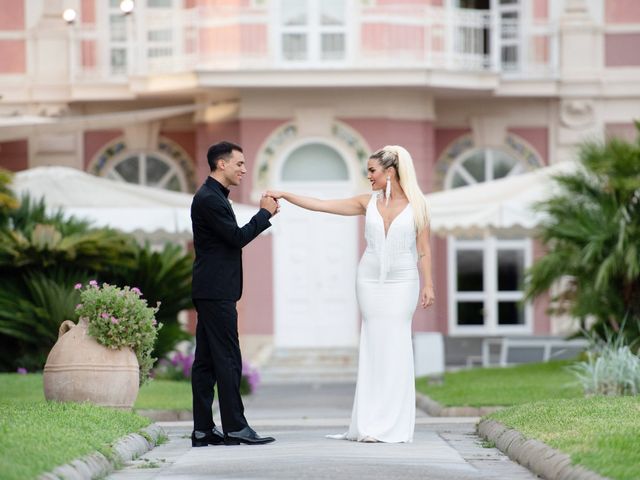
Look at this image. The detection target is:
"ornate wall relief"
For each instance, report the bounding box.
[560,99,595,129]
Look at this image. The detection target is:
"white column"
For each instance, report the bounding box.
[556,0,603,162]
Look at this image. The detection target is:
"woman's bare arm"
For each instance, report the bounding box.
[416,225,435,308]
[266,191,369,216]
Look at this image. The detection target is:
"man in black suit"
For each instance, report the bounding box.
[190,141,278,446]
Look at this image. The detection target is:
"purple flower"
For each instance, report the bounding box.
[242,361,260,393]
[101,312,110,319]
[74,283,82,290]
[17,367,27,375]
[170,355,179,366]
[111,317,119,324]
[89,280,98,287]
[131,287,141,295]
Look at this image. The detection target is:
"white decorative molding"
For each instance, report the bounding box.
[251,120,371,201]
[564,0,589,16]
[470,116,507,149]
[559,98,595,128]
[123,121,160,151]
[294,108,333,137]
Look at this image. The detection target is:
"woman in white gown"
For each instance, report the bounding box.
[267,145,434,443]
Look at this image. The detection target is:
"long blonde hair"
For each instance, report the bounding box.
[370,145,430,233]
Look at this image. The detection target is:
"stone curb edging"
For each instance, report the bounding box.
[477,418,609,480]
[38,423,165,480]
[136,409,193,421]
[415,391,502,417]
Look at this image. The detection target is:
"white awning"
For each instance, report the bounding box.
[426,161,580,236]
[11,166,268,237]
[0,104,203,142]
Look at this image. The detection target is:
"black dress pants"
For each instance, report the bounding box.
[191,299,248,433]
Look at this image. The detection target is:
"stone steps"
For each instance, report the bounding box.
[258,348,358,384]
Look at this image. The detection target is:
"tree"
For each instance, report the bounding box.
[526,123,640,346]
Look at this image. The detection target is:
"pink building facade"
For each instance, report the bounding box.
[2,0,640,364]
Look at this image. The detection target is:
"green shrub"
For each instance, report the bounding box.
[0,190,193,374]
[569,330,640,396]
[76,282,161,384]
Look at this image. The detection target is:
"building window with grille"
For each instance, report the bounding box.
[279,0,347,64]
[104,153,186,191]
[108,0,129,75]
[445,147,533,335]
[91,138,195,193]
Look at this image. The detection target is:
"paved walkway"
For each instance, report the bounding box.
[108,384,536,480]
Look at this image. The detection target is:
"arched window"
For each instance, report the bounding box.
[281,143,349,182]
[91,138,195,193]
[446,148,525,188]
[105,152,187,191]
[446,148,533,335]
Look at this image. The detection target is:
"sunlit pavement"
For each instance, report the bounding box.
[108,383,536,480]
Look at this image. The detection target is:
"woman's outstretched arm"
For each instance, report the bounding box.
[266,191,369,216]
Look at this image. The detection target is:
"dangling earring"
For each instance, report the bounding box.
[385,175,391,207]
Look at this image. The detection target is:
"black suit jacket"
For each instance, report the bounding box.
[191,177,272,301]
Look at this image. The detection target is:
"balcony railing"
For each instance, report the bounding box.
[70,4,557,83]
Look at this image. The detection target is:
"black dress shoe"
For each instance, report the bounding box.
[191,426,225,447]
[224,426,275,445]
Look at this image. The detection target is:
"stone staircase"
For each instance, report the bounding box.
[257,348,359,384]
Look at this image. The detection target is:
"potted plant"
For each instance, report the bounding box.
[43,281,161,409]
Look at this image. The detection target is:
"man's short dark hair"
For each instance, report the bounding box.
[207,141,243,171]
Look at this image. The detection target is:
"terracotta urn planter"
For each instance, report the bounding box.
[43,318,139,409]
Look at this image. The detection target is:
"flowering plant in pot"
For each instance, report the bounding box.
[75,281,162,384]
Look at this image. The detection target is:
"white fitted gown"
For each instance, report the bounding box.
[335,193,418,443]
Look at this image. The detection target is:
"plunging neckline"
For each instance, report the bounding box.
[375,200,410,238]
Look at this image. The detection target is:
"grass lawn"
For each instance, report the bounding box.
[0,373,190,480]
[489,396,640,480]
[0,373,193,411]
[416,360,582,407]
[0,379,151,480]
[134,379,193,410]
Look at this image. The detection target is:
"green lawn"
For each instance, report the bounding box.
[135,379,193,410]
[416,360,582,407]
[0,398,150,480]
[489,396,640,480]
[0,373,189,479]
[0,373,193,411]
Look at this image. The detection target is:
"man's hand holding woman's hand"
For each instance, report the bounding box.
[260,193,280,217]
[265,191,284,200]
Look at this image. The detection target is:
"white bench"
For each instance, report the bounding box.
[481,337,589,367]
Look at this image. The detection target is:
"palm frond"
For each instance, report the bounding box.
[527,126,640,343]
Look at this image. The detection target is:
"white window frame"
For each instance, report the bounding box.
[445,145,534,336]
[275,0,349,67]
[444,147,526,188]
[103,150,189,192]
[101,0,132,77]
[448,235,533,336]
[491,0,523,72]
[144,0,180,73]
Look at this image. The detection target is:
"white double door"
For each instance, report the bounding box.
[273,183,359,348]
